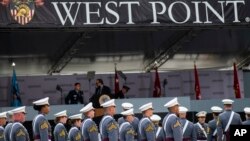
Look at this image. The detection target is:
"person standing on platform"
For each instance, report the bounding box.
[138,102,155,141]
[194,111,208,141]
[80,102,99,141]
[243,107,250,125]
[65,83,84,104]
[0,112,7,141]
[119,109,136,141]
[32,97,52,141]
[99,99,119,141]
[178,106,196,141]
[9,106,29,141]
[53,110,68,141]
[207,106,222,141]
[115,85,130,99]
[150,114,164,141]
[217,99,242,141]
[4,111,14,141]
[68,114,82,141]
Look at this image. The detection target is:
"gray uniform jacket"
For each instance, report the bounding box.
[118,116,139,133]
[243,119,250,125]
[81,118,99,141]
[194,122,208,141]
[207,119,217,141]
[32,114,52,141]
[99,115,119,141]
[217,110,242,141]
[68,126,82,141]
[4,122,13,141]
[138,117,155,141]
[0,126,4,141]
[53,123,67,141]
[155,125,164,141]
[179,118,196,141]
[162,113,182,141]
[119,122,135,141]
[9,122,30,141]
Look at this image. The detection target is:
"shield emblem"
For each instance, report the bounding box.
[10,0,35,25]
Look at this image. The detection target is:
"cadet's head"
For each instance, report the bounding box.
[150,114,161,126]
[101,99,116,116]
[33,97,50,114]
[121,109,134,123]
[196,111,207,124]
[139,102,154,117]
[164,97,180,115]
[244,107,250,119]
[11,106,26,123]
[54,110,67,124]
[69,114,82,127]
[211,106,222,118]
[179,106,188,119]
[74,83,81,91]
[96,79,103,87]
[0,112,7,126]
[80,102,95,119]
[222,99,234,110]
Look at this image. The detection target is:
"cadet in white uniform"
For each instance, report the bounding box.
[0,112,7,141]
[9,106,29,141]
[80,102,99,141]
[68,114,82,141]
[99,99,119,141]
[53,110,68,141]
[207,106,222,141]
[32,97,52,141]
[243,107,250,125]
[162,97,182,141]
[119,109,136,141]
[178,106,196,141]
[4,111,14,141]
[150,114,164,141]
[194,111,208,141]
[138,102,155,141]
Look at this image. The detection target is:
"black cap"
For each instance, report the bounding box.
[122,85,130,91]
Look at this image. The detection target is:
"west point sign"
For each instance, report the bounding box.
[0,0,249,28]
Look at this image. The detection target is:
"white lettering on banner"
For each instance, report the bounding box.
[50,0,246,26]
[234,129,247,136]
[149,2,166,24]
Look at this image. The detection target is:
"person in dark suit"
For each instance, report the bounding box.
[115,85,130,99]
[89,79,111,108]
[65,83,84,104]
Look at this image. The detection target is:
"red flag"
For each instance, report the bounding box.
[114,67,120,94]
[153,68,161,97]
[233,63,241,98]
[194,64,201,100]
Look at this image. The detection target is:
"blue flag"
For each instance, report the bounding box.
[11,69,20,95]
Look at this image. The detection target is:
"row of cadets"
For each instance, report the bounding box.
[80,102,100,141]
[118,102,139,137]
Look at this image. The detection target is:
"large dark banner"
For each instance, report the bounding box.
[0,0,249,28]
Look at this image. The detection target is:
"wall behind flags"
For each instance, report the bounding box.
[0,70,246,107]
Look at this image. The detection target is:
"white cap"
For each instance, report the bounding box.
[11,106,26,114]
[121,109,134,116]
[164,97,179,108]
[80,102,94,113]
[222,99,234,105]
[150,114,161,121]
[0,112,7,118]
[179,106,188,113]
[69,114,82,120]
[244,107,250,114]
[211,106,223,113]
[196,111,207,117]
[121,102,133,110]
[101,99,116,108]
[33,97,49,106]
[139,102,153,112]
[54,110,67,117]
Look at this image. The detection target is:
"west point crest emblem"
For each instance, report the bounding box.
[10,0,35,25]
